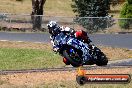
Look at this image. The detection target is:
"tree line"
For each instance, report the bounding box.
[16,0,131,32]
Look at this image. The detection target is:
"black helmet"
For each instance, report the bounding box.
[47,21,61,35]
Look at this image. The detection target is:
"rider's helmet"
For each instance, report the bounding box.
[47,21,61,35]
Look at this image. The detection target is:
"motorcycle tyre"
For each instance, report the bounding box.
[96,52,108,66]
[63,50,82,67]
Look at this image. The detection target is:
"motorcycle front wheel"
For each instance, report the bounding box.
[63,48,82,67]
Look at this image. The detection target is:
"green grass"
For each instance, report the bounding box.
[0,47,63,70]
[0,41,132,70]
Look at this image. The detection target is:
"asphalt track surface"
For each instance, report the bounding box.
[0,32,132,49]
[0,32,131,74]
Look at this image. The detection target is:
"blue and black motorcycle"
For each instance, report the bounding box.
[52,32,108,67]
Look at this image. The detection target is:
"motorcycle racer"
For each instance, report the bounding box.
[47,21,108,66]
[47,21,92,64]
[47,21,91,51]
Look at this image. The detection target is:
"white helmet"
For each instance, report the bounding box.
[47,21,57,28]
[47,21,60,35]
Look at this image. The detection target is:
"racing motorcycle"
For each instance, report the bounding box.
[51,32,108,67]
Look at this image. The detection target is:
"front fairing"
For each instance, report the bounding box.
[67,38,89,51]
[54,32,68,46]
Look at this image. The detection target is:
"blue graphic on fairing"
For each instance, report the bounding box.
[54,32,91,63]
[67,38,91,61]
[50,27,108,67]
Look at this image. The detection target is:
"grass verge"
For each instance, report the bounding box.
[0,41,131,70]
[0,47,63,70]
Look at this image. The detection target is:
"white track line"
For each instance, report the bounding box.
[0,40,8,41]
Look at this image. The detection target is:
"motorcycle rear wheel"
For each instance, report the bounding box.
[96,52,108,66]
